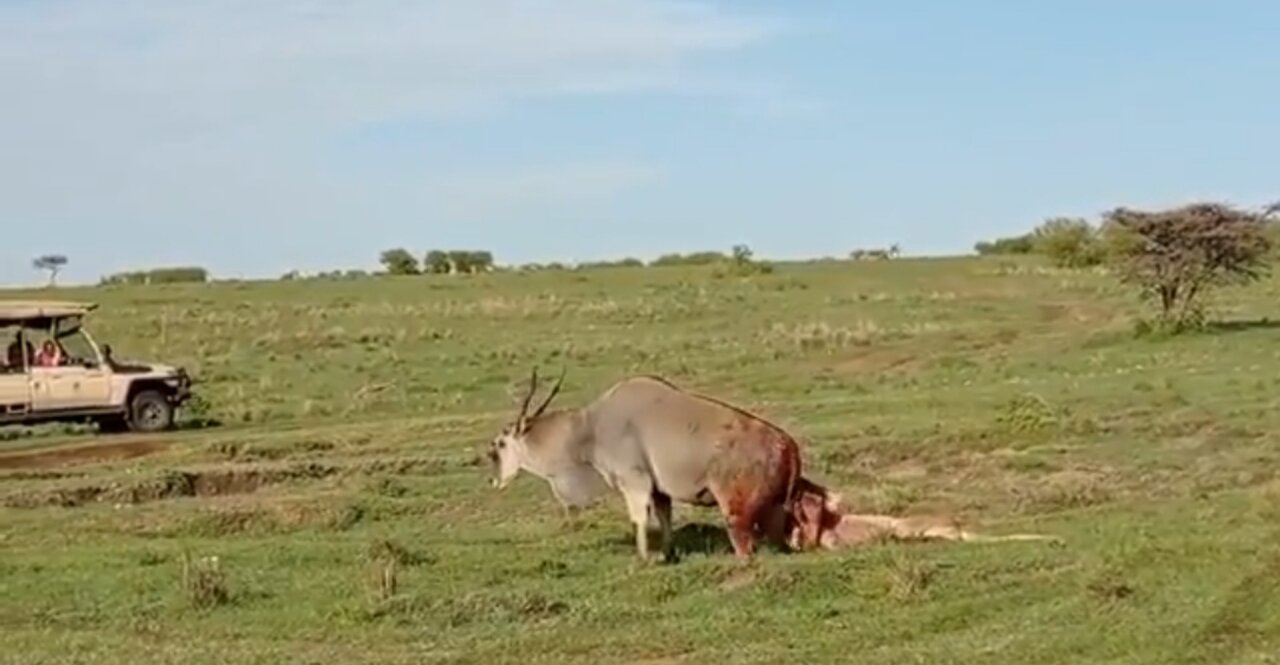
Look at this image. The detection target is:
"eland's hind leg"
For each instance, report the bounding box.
[758,503,791,552]
[651,489,674,563]
[708,484,760,560]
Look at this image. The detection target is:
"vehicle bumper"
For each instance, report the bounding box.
[165,369,194,404]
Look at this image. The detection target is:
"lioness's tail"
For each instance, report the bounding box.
[953,532,1063,544]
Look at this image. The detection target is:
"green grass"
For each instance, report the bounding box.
[2,256,1280,664]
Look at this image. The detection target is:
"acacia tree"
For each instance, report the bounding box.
[1102,202,1275,329]
[459,250,494,273]
[379,248,419,275]
[423,250,494,274]
[424,250,451,274]
[32,255,68,286]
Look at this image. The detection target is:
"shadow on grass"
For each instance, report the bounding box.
[597,522,735,557]
[174,417,224,432]
[671,523,735,556]
[1129,317,1280,342]
[1205,318,1280,333]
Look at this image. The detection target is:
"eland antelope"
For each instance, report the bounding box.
[486,368,805,562]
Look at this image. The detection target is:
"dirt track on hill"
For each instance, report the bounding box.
[0,436,169,470]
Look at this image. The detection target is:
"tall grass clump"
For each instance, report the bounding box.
[181,551,230,609]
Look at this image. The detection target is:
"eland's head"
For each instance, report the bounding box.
[487,366,566,489]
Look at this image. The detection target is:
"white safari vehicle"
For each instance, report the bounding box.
[0,300,193,433]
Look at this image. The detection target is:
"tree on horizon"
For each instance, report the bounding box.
[32,254,68,287]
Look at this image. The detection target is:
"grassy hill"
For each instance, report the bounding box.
[3,256,1279,664]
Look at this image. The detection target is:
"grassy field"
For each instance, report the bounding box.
[3,256,1280,664]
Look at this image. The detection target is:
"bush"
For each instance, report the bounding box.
[424,250,496,274]
[574,258,645,271]
[181,551,230,609]
[650,251,727,267]
[1102,202,1274,330]
[716,244,774,277]
[101,266,209,285]
[1032,217,1104,268]
[974,234,1035,256]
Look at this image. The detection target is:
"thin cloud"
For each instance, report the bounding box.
[432,161,664,215]
[0,0,779,132]
[0,1,793,282]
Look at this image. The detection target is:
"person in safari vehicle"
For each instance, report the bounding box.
[6,331,33,369]
[34,339,64,367]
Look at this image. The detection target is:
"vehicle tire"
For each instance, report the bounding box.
[128,390,175,433]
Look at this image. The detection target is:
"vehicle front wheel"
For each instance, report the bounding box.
[129,390,175,433]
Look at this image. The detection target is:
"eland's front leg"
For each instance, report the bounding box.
[622,488,655,562]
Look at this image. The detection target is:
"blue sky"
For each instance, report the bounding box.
[2,1,1278,285]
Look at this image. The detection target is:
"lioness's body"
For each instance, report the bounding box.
[796,512,1060,550]
[788,477,1060,551]
[491,374,803,561]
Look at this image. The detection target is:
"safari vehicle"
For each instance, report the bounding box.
[0,300,193,433]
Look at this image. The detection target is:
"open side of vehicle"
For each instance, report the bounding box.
[0,301,193,433]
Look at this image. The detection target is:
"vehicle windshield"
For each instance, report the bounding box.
[56,328,101,367]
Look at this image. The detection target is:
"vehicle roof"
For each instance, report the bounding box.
[0,300,98,326]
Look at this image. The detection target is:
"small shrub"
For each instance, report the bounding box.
[177,393,220,430]
[996,394,1063,433]
[181,551,230,609]
[650,250,727,267]
[1032,217,1103,268]
[364,538,431,605]
[574,258,645,270]
[975,233,1035,255]
[368,556,399,603]
[713,244,774,277]
[101,266,209,285]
